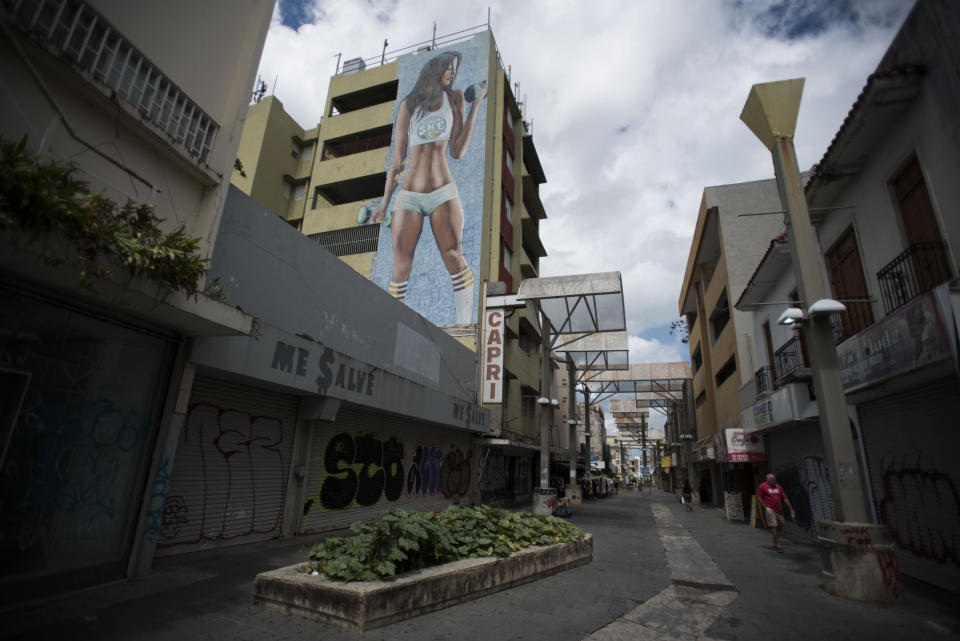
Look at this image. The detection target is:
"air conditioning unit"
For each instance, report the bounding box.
[342,57,366,74]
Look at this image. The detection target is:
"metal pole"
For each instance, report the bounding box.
[583,387,591,479]
[771,139,868,522]
[539,314,551,490]
[566,357,577,493]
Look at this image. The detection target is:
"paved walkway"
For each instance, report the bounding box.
[2,491,958,640]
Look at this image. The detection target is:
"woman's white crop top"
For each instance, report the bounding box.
[408,92,453,147]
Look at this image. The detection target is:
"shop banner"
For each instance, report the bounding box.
[716,428,765,463]
[481,308,504,402]
[839,290,951,392]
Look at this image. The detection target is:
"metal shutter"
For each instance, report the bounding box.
[300,406,473,533]
[766,423,835,537]
[155,376,299,555]
[857,375,960,591]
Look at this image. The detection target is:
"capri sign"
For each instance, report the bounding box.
[482,308,504,403]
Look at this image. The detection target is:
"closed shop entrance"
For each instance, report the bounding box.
[155,376,299,556]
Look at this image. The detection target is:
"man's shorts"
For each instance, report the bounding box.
[764,506,785,528]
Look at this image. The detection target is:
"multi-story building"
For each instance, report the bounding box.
[0,0,273,602]
[232,27,551,507]
[737,0,960,592]
[677,179,784,506]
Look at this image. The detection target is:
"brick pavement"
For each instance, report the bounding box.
[2,490,958,641]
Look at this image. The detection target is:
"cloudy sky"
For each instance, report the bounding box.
[255,0,912,430]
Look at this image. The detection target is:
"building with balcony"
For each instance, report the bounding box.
[735,0,960,592]
[677,179,784,505]
[0,0,273,602]
[232,27,552,507]
[804,0,960,591]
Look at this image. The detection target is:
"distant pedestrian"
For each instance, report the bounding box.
[681,479,696,511]
[757,473,797,553]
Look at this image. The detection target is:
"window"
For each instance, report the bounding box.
[695,391,706,408]
[686,311,697,332]
[282,179,292,199]
[308,224,379,257]
[293,183,306,201]
[709,289,730,342]
[299,143,313,163]
[503,244,512,271]
[691,343,703,374]
[824,227,873,341]
[290,142,299,159]
[322,126,392,160]
[714,355,737,388]
[504,196,512,220]
[519,330,532,354]
[505,147,514,173]
[522,395,536,418]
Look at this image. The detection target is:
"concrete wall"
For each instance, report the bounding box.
[1,0,274,259]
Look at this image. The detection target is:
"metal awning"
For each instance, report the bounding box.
[579,362,692,410]
[516,272,626,337]
[552,331,629,370]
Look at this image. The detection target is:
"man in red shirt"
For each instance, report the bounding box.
[757,473,797,553]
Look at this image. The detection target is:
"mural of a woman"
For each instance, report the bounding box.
[371,50,487,324]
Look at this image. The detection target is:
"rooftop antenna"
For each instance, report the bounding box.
[335,52,342,74]
[432,22,436,49]
[381,38,388,65]
[487,6,491,28]
[272,73,279,96]
[252,75,267,103]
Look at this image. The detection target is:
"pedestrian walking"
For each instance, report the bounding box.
[681,479,696,511]
[756,473,797,553]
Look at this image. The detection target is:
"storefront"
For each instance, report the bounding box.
[0,285,189,599]
[148,188,490,555]
[713,428,765,520]
[841,288,960,592]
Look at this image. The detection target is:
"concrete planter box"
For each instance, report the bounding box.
[254,534,592,631]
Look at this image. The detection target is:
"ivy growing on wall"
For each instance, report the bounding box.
[0,136,221,300]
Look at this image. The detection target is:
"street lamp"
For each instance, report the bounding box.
[777,307,805,326]
[741,78,896,603]
[740,78,867,523]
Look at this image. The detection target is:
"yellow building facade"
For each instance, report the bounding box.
[232,28,550,453]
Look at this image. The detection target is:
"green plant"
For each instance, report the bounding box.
[0,136,213,298]
[306,506,585,582]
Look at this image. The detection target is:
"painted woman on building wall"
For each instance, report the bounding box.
[371,50,487,324]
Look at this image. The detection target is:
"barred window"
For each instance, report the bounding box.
[309,224,379,257]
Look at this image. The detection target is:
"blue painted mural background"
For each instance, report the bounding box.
[369,33,489,326]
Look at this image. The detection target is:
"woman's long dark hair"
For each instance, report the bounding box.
[404,51,461,119]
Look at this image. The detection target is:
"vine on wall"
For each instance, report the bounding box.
[0,136,222,300]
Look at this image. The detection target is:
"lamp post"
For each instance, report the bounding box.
[740,78,866,523]
[741,79,901,603]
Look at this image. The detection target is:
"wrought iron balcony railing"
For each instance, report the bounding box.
[774,336,805,381]
[754,365,774,395]
[6,0,219,163]
[876,241,954,316]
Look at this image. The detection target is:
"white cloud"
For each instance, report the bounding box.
[628,334,687,365]
[256,0,910,337]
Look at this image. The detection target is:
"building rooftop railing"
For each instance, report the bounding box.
[335,22,490,74]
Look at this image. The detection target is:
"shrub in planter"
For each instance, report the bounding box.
[307,506,585,582]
